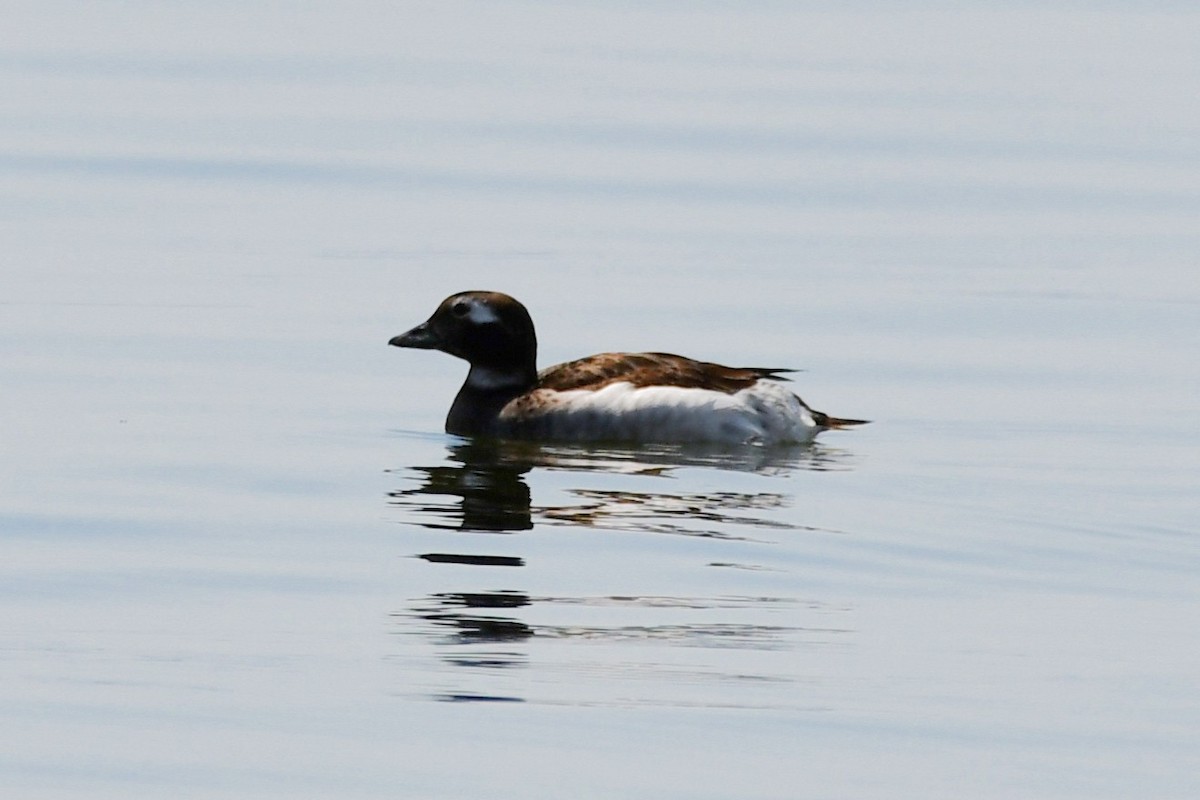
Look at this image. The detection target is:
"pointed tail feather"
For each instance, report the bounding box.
[811,411,870,429]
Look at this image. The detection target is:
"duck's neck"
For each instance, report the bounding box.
[445,363,538,436]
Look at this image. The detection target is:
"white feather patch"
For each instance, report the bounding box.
[465,300,500,325]
[499,381,819,444]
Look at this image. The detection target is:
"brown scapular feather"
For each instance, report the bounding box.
[536,352,797,395]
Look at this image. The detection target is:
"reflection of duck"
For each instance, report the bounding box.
[400,591,531,703]
[388,437,855,535]
[388,440,856,707]
[413,591,534,645]
[388,440,533,532]
[390,291,867,444]
[538,489,811,542]
[393,587,849,706]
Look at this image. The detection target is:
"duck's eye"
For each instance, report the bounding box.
[451,301,471,318]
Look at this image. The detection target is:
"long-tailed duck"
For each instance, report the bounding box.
[389,291,867,445]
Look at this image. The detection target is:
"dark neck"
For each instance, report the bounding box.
[445,364,537,436]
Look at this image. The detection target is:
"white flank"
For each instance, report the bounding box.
[499,381,819,445]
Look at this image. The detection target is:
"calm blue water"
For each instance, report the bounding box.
[3,3,1198,798]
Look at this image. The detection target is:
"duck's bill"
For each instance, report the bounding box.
[388,322,440,349]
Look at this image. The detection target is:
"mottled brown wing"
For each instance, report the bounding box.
[536,352,795,395]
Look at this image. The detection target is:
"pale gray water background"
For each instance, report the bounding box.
[3,2,1199,798]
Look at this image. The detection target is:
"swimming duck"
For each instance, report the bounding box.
[389,291,867,445]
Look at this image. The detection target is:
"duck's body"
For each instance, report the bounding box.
[390,291,867,445]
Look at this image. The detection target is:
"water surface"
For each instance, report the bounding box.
[3,3,1198,798]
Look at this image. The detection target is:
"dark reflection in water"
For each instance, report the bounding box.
[417,553,524,567]
[436,694,525,704]
[387,437,857,706]
[387,437,854,535]
[409,591,533,645]
[388,440,536,532]
[401,591,533,700]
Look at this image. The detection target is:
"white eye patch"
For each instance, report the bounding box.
[465,301,500,325]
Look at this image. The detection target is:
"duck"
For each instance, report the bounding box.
[389,291,868,445]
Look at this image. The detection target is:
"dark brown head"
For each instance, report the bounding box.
[389,291,538,378]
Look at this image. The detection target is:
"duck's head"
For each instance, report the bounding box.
[389,291,538,374]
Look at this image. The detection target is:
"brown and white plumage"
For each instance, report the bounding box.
[389,291,867,445]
